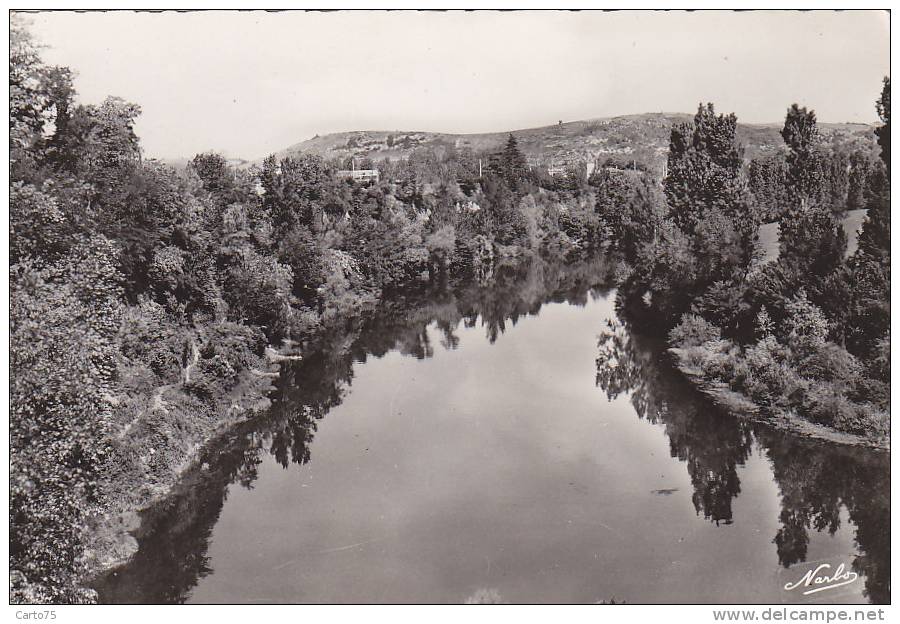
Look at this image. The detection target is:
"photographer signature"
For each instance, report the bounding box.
[783,562,859,596]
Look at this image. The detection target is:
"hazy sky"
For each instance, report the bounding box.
[25,10,890,160]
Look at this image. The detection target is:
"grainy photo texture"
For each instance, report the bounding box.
[8,9,890,606]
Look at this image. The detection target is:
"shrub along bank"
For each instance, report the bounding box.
[601,96,890,447]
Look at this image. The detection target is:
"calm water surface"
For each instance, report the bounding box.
[96,259,889,604]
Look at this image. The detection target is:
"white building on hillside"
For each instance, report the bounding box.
[337,168,380,183]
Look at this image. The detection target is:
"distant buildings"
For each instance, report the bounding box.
[547,160,596,179]
[547,164,568,177]
[336,156,380,183]
[455,200,481,213]
[336,168,380,183]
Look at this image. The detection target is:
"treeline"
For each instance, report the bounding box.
[748,125,888,221]
[599,92,890,440]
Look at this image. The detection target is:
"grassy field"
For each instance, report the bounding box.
[755,209,867,265]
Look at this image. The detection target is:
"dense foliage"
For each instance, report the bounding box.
[9,19,610,603]
[595,317,888,603]
[647,91,891,439]
[9,17,889,603]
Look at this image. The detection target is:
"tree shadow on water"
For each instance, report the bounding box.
[595,315,890,603]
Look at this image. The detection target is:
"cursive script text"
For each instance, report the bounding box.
[784,563,859,596]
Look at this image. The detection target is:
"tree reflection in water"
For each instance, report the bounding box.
[760,432,890,604]
[93,257,887,605]
[595,316,889,604]
[94,256,617,603]
[596,319,754,525]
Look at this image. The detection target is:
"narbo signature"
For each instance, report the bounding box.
[783,562,859,596]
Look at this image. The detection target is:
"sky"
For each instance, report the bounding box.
[24,10,890,161]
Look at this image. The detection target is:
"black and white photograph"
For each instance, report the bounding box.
[7,7,892,613]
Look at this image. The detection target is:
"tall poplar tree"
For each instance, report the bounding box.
[777,105,846,279]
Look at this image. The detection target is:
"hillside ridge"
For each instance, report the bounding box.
[264,112,877,172]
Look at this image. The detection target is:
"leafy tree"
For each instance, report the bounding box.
[10,236,123,603]
[843,77,890,370]
[189,152,231,197]
[875,77,890,168]
[10,182,72,265]
[781,104,825,207]
[498,134,531,192]
[624,104,758,329]
[64,97,143,186]
[665,104,752,235]
[856,76,891,266]
[820,150,850,214]
[846,152,875,211]
[778,105,847,282]
[454,146,480,194]
[748,155,789,221]
[262,155,332,236]
[778,204,847,279]
[781,289,829,355]
[481,175,524,245]
[10,15,49,169]
[594,169,634,239]
[856,168,890,264]
[277,224,325,304]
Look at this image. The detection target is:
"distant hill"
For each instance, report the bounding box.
[151,156,251,171]
[265,113,877,174]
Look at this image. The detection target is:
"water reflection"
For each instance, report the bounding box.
[93,424,268,603]
[94,256,888,604]
[596,321,754,525]
[761,433,890,604]
[594,317,890,603]
[94,257,618,603]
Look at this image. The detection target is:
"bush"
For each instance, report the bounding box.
[731,336,797,406]
[695,338,740,383]
[679,344,714,372]
[184,322,267,398]
[800,385,857,428]
[798,343,863,388]
[222,249,295,335]
[669,314,722,348]
[781,290,829,357]
[832,402,889,437]
[798,382,889,437]
[849,403,890,438]
[119,299,188,384]
[850,376,890,412]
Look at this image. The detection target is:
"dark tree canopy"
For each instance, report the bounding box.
[664,103,750,235]
[875,77,890,169]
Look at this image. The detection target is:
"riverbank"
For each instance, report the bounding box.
[77,354,284,593]
[41,249,889,602]
[670,347,890,452]
[92,265,890,605]
[78,252,614,599]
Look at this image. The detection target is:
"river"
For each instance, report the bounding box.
[94,257,889,604]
